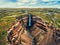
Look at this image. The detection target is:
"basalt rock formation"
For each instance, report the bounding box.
[7,14,60,45]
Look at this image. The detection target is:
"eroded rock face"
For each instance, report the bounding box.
[7,14,60,45]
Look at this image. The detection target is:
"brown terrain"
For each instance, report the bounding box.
[7,14,60,45]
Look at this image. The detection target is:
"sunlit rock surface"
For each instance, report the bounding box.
[7,14,60,45]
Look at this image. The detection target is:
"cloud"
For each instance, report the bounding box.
[0,0,7,4]
[42,0,51,2]
[17,0,37,5]
[17,0,30,3]
[0,0,60,8]
[0,2,17,8]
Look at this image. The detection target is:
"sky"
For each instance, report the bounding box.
[0,0,60,8]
